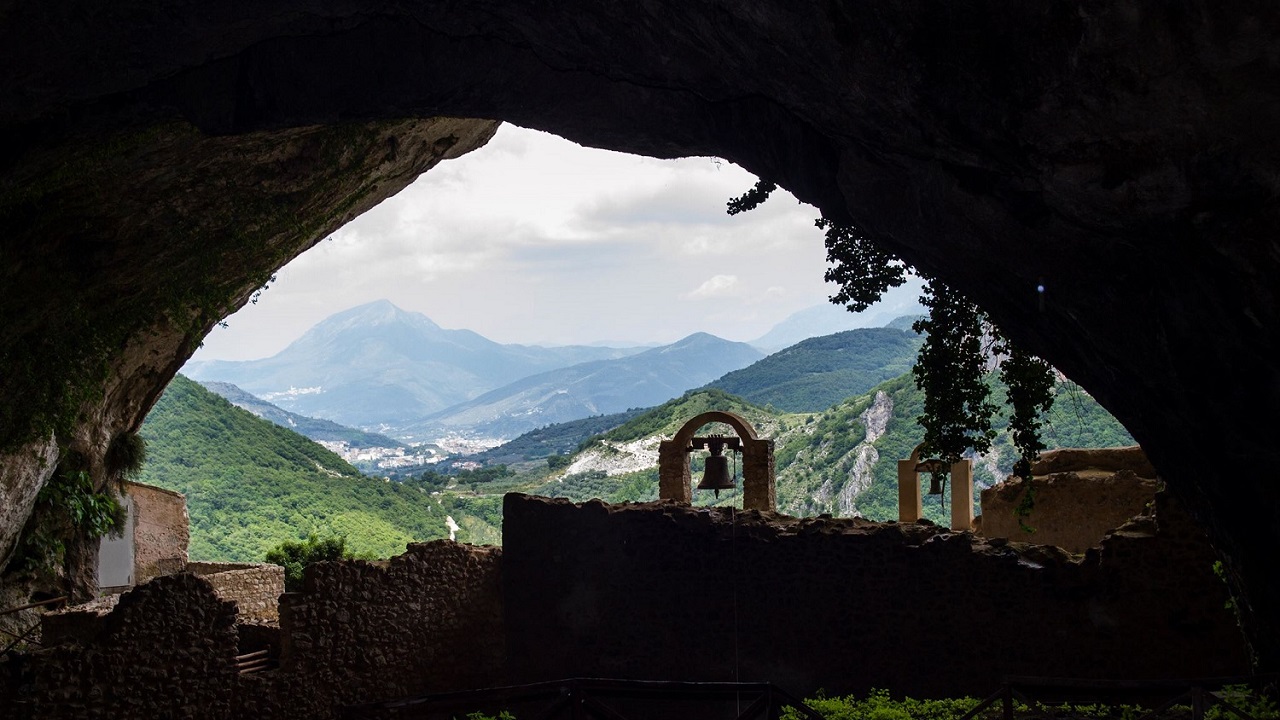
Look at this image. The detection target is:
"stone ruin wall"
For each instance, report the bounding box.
[266,540,505,715]
[0,492,1249,719]
[188,563,285,623]
[3,573,241,720]
[501,493,1249,699]
[2,541,504,720]
[977,447,1161,553]
[126,482,189,584]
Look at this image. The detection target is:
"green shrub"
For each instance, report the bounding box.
[265,533,351,591]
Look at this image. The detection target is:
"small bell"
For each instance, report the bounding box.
[927,473,944,495]
[695,438,736,497]
[915,459,946,495]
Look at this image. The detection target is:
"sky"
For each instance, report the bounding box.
[192,124,849,361]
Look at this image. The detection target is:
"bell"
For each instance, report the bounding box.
[914,459,946,495]
[695,441,736,497]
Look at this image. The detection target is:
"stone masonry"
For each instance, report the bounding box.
[125,482,189,584]
[978,447,1160,553]
[188,563,285,623]
[1,491,1249,719]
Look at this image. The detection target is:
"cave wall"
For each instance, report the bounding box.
[0,116,498,577]
[2,0,1279,663]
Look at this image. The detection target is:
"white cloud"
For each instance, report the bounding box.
[191,124,840,361]
[686,274,741,299]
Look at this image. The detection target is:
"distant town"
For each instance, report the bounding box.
[317,433,504,471]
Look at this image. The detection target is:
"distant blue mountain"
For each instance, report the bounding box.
[401,332,764,440]
[183,300,642,428]
[749,279,925,352]
[198,381,405,448]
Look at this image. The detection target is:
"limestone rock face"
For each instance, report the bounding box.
[2,1,1280,660]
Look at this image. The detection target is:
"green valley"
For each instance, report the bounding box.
[140,347,1133,561]
[137,375,500,562]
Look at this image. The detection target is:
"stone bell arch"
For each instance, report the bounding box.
[657,411,775,512]
[897,442,974,531]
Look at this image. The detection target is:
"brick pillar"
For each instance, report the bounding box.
[742,438,775,511]
[898,460,922,522]
[950,459,974,531]
[658,439,692,503]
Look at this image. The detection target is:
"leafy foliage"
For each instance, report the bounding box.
[725,178,1060,487]
[726,178,777,215]
[911,279,998,468]
[993,328,1056,525]
[10,464,125,575]
[781,688,1153,720]
[994,329,1056,472]
[820,218,909,312]
[265,533,353,592]
[104,432,148,483]
[782,687,1278,720]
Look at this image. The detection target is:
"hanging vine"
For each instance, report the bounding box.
[725,179,907,312]
[726,179,777,216]
[993,327,1056,525]
[911,278,998,475]
[818,218,908,312]
[725,179,1058,507]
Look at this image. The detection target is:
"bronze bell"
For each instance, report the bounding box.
[914,459,946,495]
[695,439,736,497]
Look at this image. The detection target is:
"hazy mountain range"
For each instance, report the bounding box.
[398,332,763,441]
[186,297,916,440]
[748,280,925,352]
[199,381,405,448]
[184,300,643,428]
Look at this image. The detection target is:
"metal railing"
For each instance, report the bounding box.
[0,595,67,656]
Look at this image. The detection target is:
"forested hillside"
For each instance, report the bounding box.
[505,374,1133,526]
[706,327,922,412]
[137,375,499,561]
[773,373,1134,522]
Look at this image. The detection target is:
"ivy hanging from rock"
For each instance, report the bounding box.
[9,456,126,578]
[726,178,1059,500]
[911,278,998,469]
[993,327,1056,523]
[818,218,908,312]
